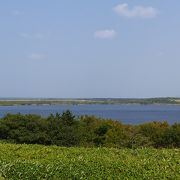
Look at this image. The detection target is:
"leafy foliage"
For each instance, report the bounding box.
[0,143,179,179]
[0,111,179,148]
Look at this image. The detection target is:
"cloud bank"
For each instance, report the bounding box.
[113,3,158,18]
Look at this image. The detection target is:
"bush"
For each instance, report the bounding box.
[0,112,179,148]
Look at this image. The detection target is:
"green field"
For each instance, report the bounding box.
[0,143,179,179]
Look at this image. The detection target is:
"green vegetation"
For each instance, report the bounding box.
[0,111,179,148]
[0,112,179,179]
[0,143,179,179]
[1,97,180,105]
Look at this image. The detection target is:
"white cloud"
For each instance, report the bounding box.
[113,3,158,18]
[28,53,47,60]
[158,51,164,56]
[20,33,32,39]
[94,29,116,39]
[34,34,46,40]
[20,33,47,40]
[13,10,24,16]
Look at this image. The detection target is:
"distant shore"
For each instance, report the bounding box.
[0,97,180,106]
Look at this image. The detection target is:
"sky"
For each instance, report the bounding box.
[0,0,180,98]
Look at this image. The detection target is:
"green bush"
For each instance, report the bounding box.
[0,112,179,148]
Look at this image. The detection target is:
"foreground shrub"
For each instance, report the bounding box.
[0,112,179,148]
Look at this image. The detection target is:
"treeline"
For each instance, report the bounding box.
[0,111,179,148]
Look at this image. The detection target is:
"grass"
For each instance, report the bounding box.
[0,143,179,179]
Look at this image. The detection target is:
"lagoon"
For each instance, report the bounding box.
[0,104,180,124]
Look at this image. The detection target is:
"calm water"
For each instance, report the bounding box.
[0,104,180,124]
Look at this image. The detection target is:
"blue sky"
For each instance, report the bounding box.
[0,0,180,98]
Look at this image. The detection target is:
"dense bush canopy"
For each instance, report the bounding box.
[0,111,179,148]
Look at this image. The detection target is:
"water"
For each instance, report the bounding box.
[0,104,180,124]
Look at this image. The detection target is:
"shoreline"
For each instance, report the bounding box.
[0,97,180,106]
